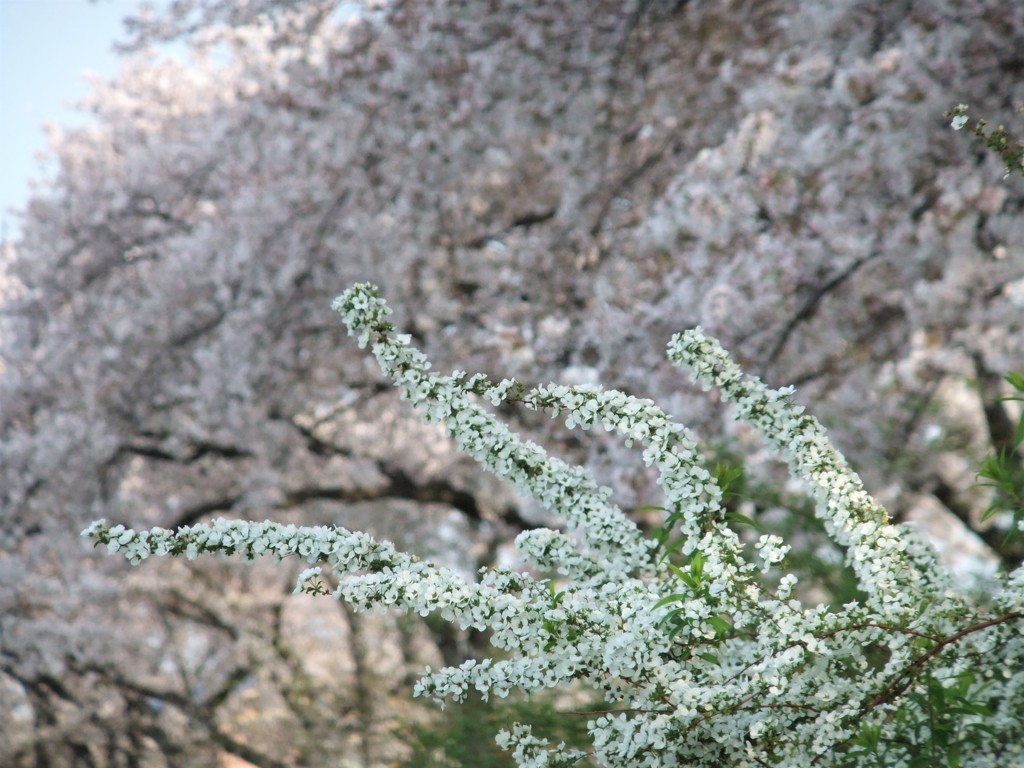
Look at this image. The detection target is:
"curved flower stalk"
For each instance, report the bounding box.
[85,283,1024,767]
[667,330,949,618]
[331,283,655,583]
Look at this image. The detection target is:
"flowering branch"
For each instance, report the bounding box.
[84,283,1024,767]
[948,103,1024,178]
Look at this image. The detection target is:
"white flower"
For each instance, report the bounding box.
[294,566,323,594]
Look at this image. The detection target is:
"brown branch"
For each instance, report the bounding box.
[762,248,883,373]
[868,611,1024,709]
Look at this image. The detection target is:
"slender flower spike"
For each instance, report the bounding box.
[83,285,1024,768]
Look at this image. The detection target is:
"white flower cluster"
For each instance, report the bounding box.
[84,285,1024,767]
[667,328,943,618]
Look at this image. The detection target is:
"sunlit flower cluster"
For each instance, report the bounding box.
[84,284,1024,767]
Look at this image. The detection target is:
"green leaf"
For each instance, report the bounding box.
[853,722,881,750]
[707,615,732,636]
[667,619,692,641]
[657,535,689,563]
[690,551,705,580]
[653,593,690,610]
[958,701,993,717]
[724,511,761,531]
[1004,371,1024,393]
[656,608,694,640]
[667,562,700,591]
[714,462,744,494]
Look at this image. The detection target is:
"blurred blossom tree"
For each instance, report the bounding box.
[2,0,1024,764]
